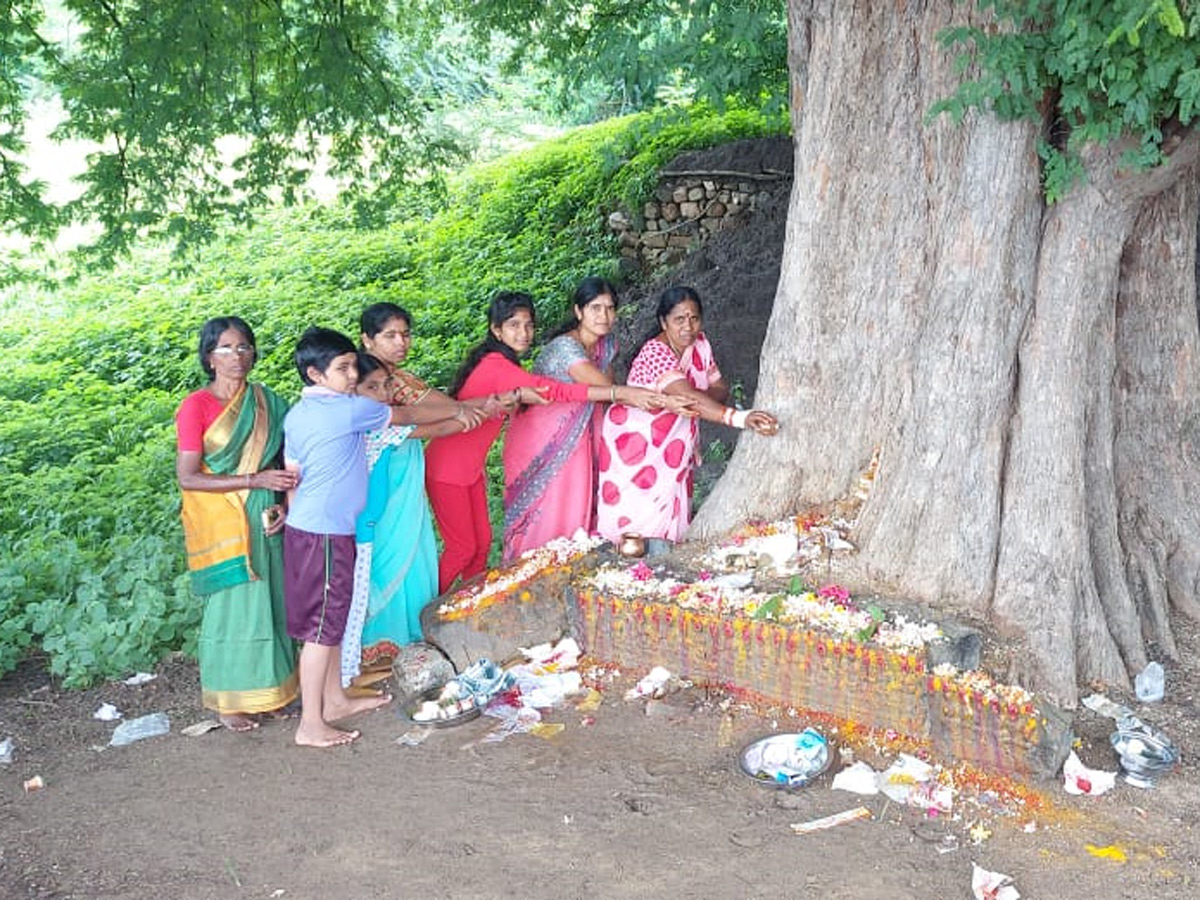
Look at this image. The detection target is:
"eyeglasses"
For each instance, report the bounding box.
[212,344,256,356]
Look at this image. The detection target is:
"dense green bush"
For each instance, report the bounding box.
[0,104,786,686]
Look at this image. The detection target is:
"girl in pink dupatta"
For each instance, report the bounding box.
[596,286,779,543]
[502,279,620,562]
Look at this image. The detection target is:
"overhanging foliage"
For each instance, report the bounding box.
[933,0,1200,200]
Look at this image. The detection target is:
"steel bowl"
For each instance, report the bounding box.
[738,729,831,789]
[1110,716,1180,788]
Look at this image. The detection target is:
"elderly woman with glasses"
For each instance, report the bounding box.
[174,316,300,732]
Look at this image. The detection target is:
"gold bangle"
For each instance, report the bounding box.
[610,385,617,403]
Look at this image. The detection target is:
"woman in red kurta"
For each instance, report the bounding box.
[426,291,667,592]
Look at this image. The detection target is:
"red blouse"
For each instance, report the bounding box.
[174,388,227,452]
[425,352,589,486]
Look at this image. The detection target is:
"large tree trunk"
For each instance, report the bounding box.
[1113,176,1200,644]
[693,0,1200,706]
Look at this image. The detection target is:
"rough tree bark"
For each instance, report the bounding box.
[692,0,1200,706]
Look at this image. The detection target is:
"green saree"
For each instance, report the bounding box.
[180,383,298,715]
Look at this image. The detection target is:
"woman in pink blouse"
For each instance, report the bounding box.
[596,287,778,543]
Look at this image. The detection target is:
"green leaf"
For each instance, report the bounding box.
[752,595,784,621]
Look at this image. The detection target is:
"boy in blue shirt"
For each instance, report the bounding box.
[283,326,485,748]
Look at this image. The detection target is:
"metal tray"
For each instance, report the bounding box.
[738,730,831,788]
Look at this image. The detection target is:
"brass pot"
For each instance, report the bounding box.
[618,533,646,558]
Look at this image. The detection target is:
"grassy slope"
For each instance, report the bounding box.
[0,105,787,686]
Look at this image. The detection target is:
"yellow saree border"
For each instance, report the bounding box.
[202,670,299,715]
[181,384,274,592]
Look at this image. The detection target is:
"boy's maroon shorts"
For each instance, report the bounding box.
[283,526,355,646]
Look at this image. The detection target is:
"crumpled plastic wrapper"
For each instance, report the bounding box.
[93,702,122,722]
[971,863,1019,900]
[624,665,677,700]
[831,760,881,795]
[1062,749,1117,796]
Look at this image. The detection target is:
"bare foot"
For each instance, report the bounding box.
[219,713,260,733]
[324,693,393,722]
[294,722,360,748]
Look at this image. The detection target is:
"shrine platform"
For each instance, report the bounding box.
[422,543,1072,780]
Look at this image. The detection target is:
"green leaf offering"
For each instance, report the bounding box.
[752,595,784,621]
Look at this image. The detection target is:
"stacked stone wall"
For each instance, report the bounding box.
[608,171,788,270]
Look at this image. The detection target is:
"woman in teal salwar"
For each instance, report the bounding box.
[175,316,299,731]
[340,304,484,687]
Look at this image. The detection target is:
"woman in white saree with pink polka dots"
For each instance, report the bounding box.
[596,287,778,543]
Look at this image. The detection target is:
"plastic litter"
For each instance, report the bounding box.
[122,672,157,686]
[830,760,880,795]
[0,736,14,765]
[878,753,934,803]
[522,671,582,708]
[23,775,45,793]
[476,637,586,744]
[1062,749,1117,796]
[878,753,953,812]
[109,712,171,746]
[1082,692,1130,719]
[575,689,603,713]
[454,658,514,705]
[93,702,122,722]
[789,806,871,834]
[624,666,674,700]
[396,729,432,748]
[529,722,565,739]
[1134,661,1164,703]
[971,863,1019,900]
[481,703,541,743]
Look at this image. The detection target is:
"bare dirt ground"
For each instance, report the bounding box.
[1,620,1197,900]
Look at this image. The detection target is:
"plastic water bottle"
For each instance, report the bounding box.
[1135,661,1164,703]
